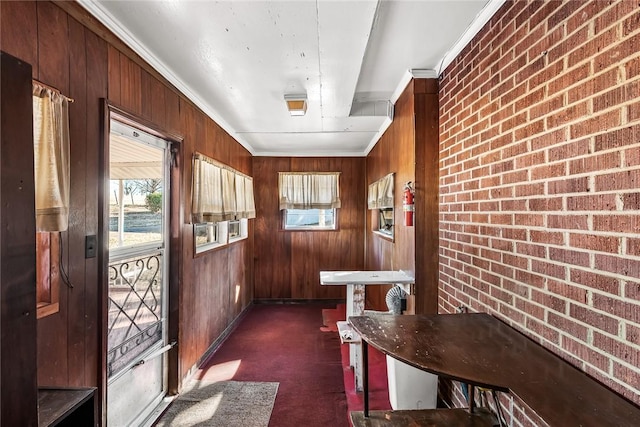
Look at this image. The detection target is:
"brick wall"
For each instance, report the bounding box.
[438,0,640,424]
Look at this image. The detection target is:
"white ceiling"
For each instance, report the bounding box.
[79,0,504,157]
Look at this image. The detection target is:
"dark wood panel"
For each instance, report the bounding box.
[253,157,364,300]
[0,1,38,75]
[36,0,71,386]
[415,90,439,314]
[66,16,88,387]
[84,29,108,421]
[107,46,121,105]
[37,1,69,91]
[1,50,39,427]
[253,157,292,299]
[119,54,142,115]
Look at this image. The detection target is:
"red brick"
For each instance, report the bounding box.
[515,213,545,227]
[501,198,527,211]
[547,177,589,195]
[529,197,562,211]
[548,311,588,341]
[626,56,640,79]
[502,228,527,241]
[593,214,640,233]
[530,94,565,120]
[629,100,640,123]
[514,119,545,142]
[548,24,589,65]
[594,124,640,151]
[531,128,568,152]
[628,238,640,256]
[546,102,588,130]
[593,331,639,366]
[549,247,590,268]
[548,138,589,162]
[622,193,640,210]
[593,80,640,113]
[532,289,566,314]
[571,63,621,102]
[547,63,590,96]
[526,316,560,343]
[562,335,610,372]
[569,233,620,254]
[570,303,620,335]
[515,183,545,197]
[594,254,640,277]
[515,269,545,289]
[595,169,640,191]
[568,25,618,67]
[548,279,587,304]
[570,110,622,140]
[532,259,566,279]
[548,214,589,230]
[593,293,640,324]
[566,194,617,211]
[531,162,566,180]
[627,323,640,345]
[613,362,640,392]
[569,152,621,175]
[571,268,621,296]
[515,241,546,259]
[531,230,565,245]
[594,32,640,72]
[515,151,545,169]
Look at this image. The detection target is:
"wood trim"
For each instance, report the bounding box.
[1,50,39,427]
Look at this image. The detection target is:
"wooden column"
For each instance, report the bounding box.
[1,51,38,426]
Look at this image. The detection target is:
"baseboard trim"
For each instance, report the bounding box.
[253,298,345,305]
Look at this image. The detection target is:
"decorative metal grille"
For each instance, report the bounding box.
[107,252,163,377]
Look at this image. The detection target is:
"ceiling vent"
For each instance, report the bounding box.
[349,100,394,120]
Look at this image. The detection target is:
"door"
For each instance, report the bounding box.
[106,119,171,426]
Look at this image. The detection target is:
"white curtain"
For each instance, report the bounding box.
[221,168,236,220]
[278,172,341,210]
[234,174,256,219]
[191,157,223,223]
[367,182,379,209]
[368,173,394,210]
[33,84,70,232]
[192,153,256,222]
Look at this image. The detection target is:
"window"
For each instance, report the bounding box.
[278,172,341,231]
[33,81,71,318]
[368,173,395,240]
[194,221,228,253]
[377,208,394,236]
[283,208,336,230]
[229,218,249,242]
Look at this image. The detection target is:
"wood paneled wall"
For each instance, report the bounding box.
[365,79,439,313]
[1,51,39,427]
[1,1,253,424]
[253,157,365,300]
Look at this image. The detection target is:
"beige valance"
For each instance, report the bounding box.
[278,172,341,210]
[368,173,394,209]
[33,83,70,232]
[191,153,255,223]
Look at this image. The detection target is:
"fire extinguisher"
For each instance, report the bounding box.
[403,182,415,226]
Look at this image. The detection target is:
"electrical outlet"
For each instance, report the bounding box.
[85,235,97,258]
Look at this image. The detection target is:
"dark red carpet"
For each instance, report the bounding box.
[196,303,390,427]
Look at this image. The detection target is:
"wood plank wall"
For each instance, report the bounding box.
[365,79,439,313]
[1,1,253,423]
[253,157,365,300]
[1,51,39,427]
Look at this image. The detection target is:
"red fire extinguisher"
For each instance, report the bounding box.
[403,182,415,226]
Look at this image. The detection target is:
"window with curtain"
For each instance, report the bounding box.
[191,153,256,252]
[32,81,71,318]
[368,173,395,239]
[278,172,340,230]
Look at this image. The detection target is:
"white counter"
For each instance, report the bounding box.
[319,270,415,391]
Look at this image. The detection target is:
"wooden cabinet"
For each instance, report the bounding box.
[38,388,96,427]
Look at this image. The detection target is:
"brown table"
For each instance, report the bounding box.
[349,313,640,427]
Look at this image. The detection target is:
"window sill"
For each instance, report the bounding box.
[37,302,60,319]
[373,230,394,242]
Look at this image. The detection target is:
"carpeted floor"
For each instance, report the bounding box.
[196,303,350,427]
[155,380,278,427]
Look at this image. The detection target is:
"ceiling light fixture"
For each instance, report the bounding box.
[284,94,307,116]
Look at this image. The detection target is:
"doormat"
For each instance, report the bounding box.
[155,380,279,427]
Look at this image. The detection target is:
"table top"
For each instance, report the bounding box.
[319,270,414,285]
[349,313,640,427]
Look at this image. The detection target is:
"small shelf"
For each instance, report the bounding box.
[38,387,96,427]
[337,320,361,344]
[350,408,496,427]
